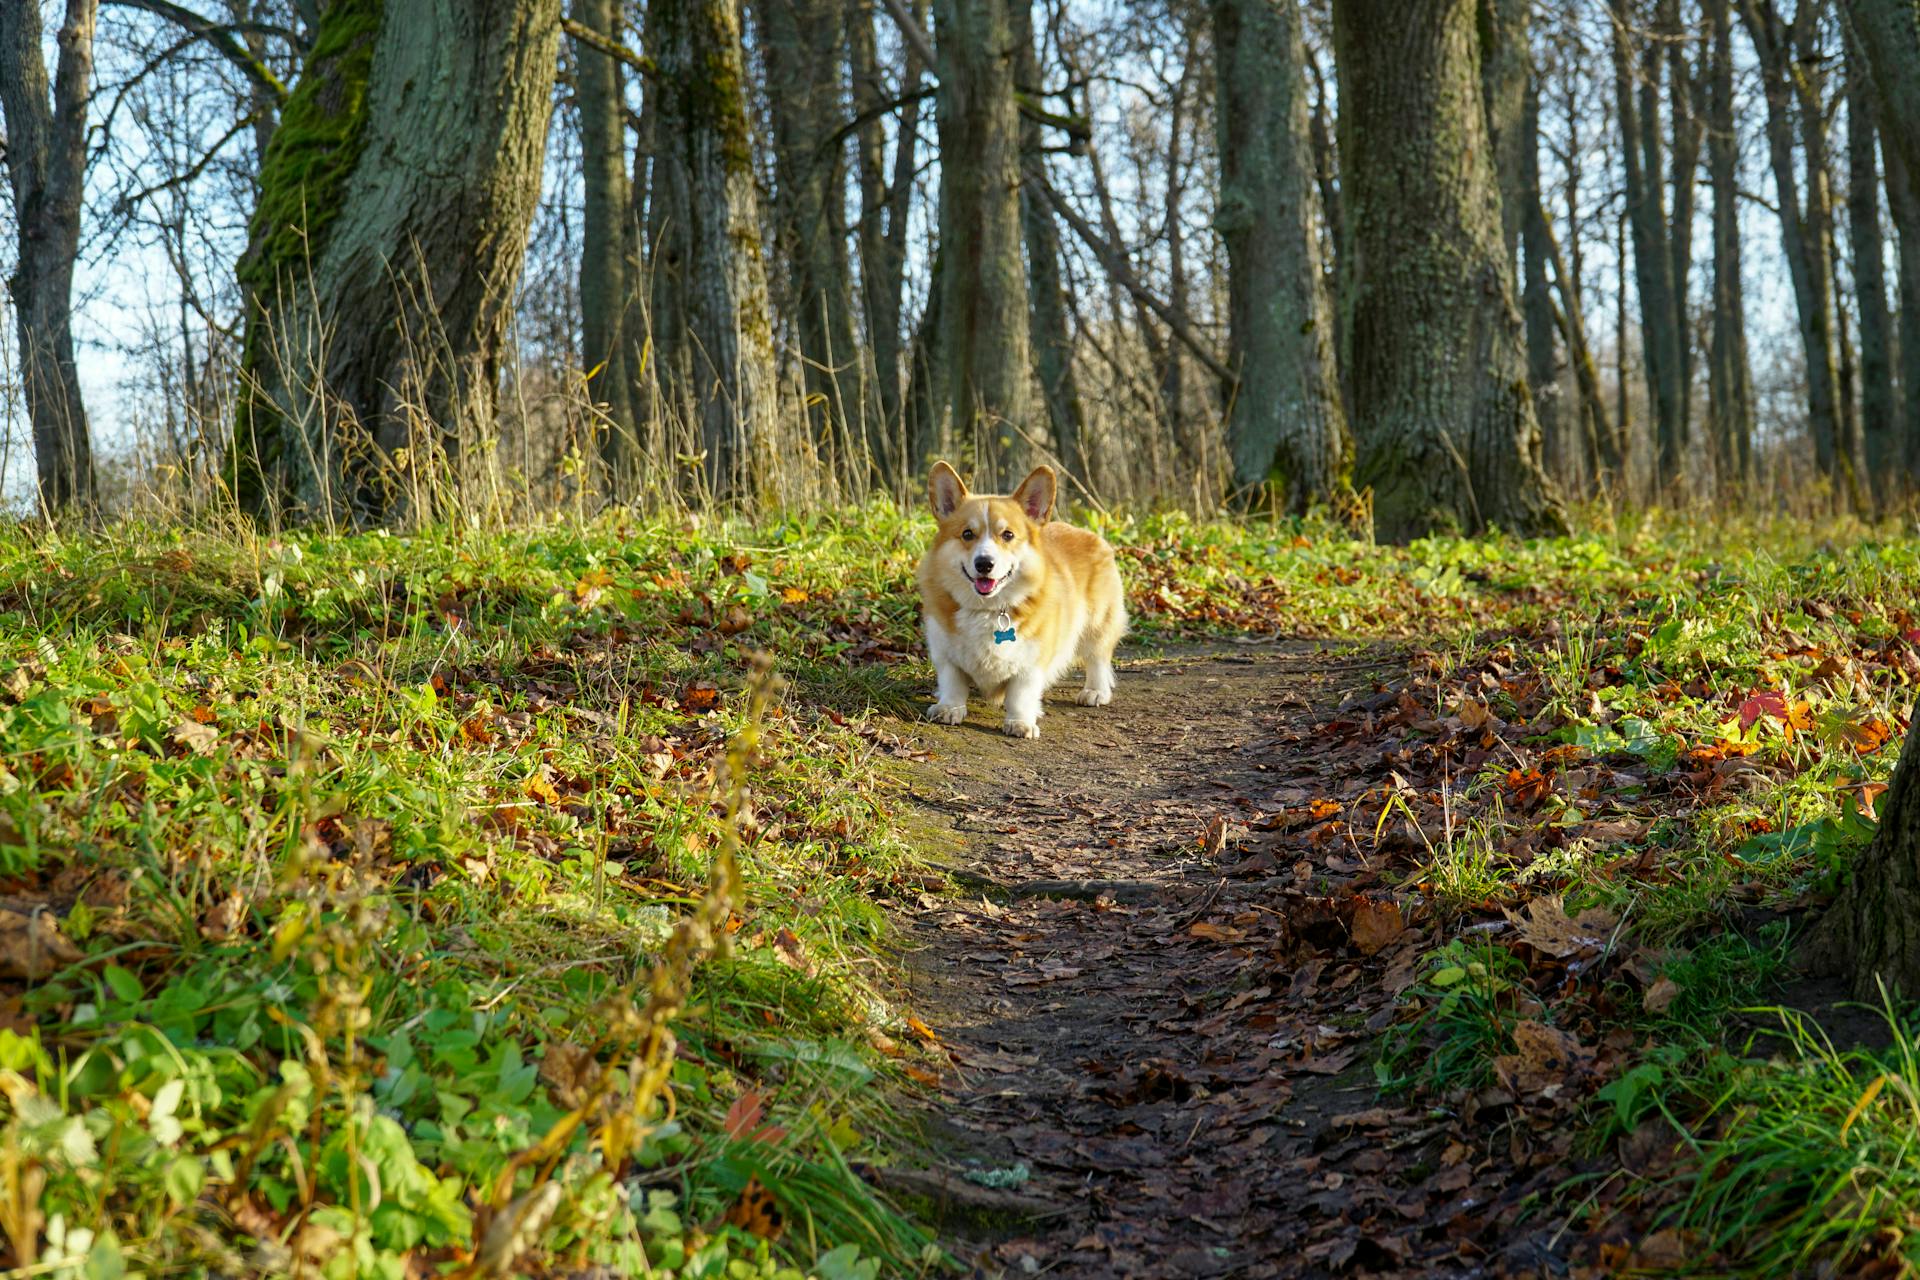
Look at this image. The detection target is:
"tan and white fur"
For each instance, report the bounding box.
[917,461,1127,739]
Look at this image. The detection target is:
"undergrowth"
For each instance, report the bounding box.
[0,500,1912,1274]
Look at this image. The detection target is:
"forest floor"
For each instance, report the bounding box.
[1,508,1917,1278]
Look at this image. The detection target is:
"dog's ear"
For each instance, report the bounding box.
[1012,466,1057,522]
[929,461,967,517]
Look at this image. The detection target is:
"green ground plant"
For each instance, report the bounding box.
[0,502,1911,1274]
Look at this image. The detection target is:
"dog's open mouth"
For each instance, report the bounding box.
[973,575,999,596]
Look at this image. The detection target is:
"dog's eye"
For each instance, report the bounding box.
[961,529,975,542]
[1000,530,1015,542]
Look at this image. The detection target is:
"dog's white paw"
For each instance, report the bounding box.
[1075,687,1113,707]
[925,702,967,725]
[1001,718,1041,739]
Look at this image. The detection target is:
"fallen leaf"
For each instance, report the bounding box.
[1349,898,1406,957]
[724,1177,786,1241]
[1503,895,1617,959]
[0,908,81,980]
[1642,975,1681,1015]
[171,720,219,756]
[198,891,249,942]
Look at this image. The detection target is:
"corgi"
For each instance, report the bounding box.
[917,461,1127,738]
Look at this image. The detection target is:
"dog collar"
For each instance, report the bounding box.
[993,610,1017,644]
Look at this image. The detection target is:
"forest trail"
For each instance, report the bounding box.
[890,646,1565,1279]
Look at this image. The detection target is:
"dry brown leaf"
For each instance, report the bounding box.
[171,720,220,756]
[1642,975,1681,1014]
[1503,895,1618,959]
[199,891,249,942]
[1493,1020,1593,1097]
[1349,898,1406,956]
[0,908,81,980]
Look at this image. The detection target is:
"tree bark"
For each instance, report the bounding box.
[1664,0,1702,473]
[652,0,780,502]
[1011,0,1088,489]
[1706,0,1756,491]
[572,0,639,484]
[932,0,1032,487]
[1332,0,1566,542]
[0,0,99,513]
[1886,140,1920,494]
[1521,74,1567,490]
[235,0,563,524]
[764,0,864,483]
[851,0,926,488]
[1477,0,1528,272]
[1212,0,1351,512]
[1610,0,1687,491]
[1809,0,1920,1000]
[1846,29,1897,507]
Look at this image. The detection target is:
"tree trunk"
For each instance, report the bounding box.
[650,0,780,503]
[1840,0,1920,215]
[1664,0,1702,474]
[1539,209,1617,489]
[1477,0,1528,272]
[932,0,1032,487]
[1887,140,1920,495]
[1011,0,1088,490]
[1743,0,1856,510]
[1212,0,1351,513]
[0,0,99,513]
[764,0,864,485]
[1847,30,1897,507]
[1521,75,1567,490]
[572,0,639,484]
[1706,0,1756,491]
[1808,0,1920,1000]
[1610,0,1687,491]
[235,0,562,524]
[1332,0,1566,542]
[851,0,926,489]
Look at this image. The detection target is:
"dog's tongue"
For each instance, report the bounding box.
[973,575,997,596]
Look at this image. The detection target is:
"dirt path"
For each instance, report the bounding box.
[887,645,1566,1279]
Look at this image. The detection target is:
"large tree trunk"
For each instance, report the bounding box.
[1212,0,1351,513]
[1743,0,1856,510]
[1609,0,1688,492]
[1011,0,1088,490]
[1521,76,1568,491]
[653,0,780,503]
[235,0,562,524]
[1887,140,1920,495]
[1847,30,1898,507]
[572,0,639,485]
[764,0,863,484]
[0,0,99,513]
[932,0,1033,488]
[1807,0,1920,999]
[1706,0,1756,492]
[1331,0,1565,542]
[1664,0,1702,473]
[1477,0,1528,272]
[850,0,926,490]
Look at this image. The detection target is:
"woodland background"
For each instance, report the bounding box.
[3,0,1919,535]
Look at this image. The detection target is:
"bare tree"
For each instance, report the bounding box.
[0,0,100,511]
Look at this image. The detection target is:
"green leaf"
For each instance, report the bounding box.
[163,1154,205,1206]
[102,965,143,1003]
[1430,966,1468,988]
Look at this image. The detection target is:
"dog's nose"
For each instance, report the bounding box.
[973,555,994,575]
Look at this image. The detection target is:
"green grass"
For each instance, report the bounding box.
[0,501,1914,1275]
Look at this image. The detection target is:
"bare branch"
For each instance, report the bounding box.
[103,0,290,104]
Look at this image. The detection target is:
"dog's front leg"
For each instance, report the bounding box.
[926,661,971,724]
[1001,671,1045,739]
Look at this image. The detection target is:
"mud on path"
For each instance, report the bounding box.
[884,645,1568,1279]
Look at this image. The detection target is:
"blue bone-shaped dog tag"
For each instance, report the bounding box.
[994,612,1017,644]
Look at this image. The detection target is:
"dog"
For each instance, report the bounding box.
[917,461,1127,739]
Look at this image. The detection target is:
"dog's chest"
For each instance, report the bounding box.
[940,609,1030,679]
